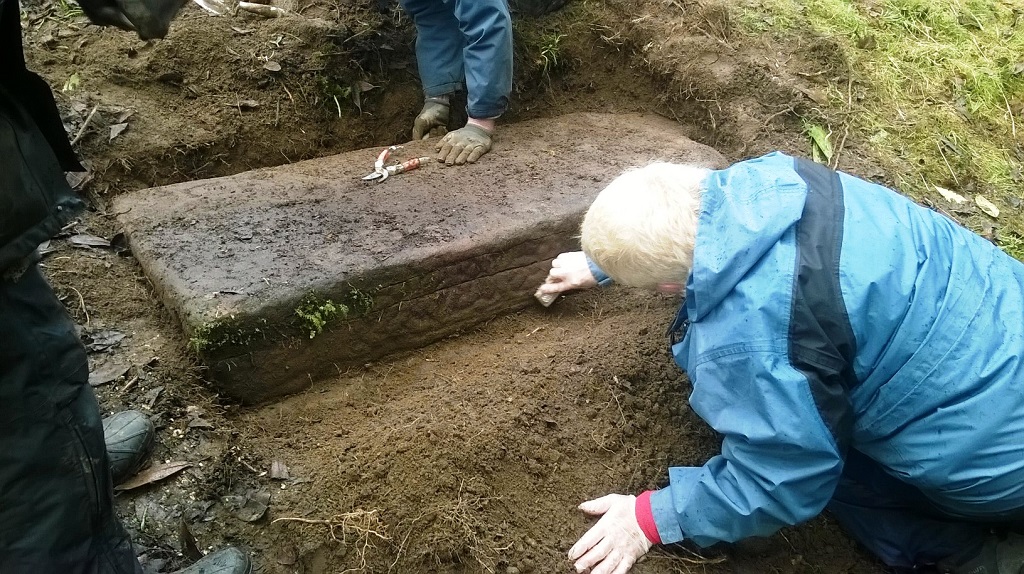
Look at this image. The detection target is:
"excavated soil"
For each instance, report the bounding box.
[20,0,890,571]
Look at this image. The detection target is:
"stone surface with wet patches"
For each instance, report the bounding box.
[114,112,726,403]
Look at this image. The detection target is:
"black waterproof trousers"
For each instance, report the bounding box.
[0,265,143,574]
[1,0,143,568]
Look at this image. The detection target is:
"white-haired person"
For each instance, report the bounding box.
[538,152,1024,574]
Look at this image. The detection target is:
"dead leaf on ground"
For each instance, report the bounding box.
[237,2,285,16]
[116,461,192,491]
[357,80,379,92]
[228,99,261,111]
[82,329,126,353]
[66,170,93,191]
[796,85,829,105]
[69,233,110,248]
[935,185,966,204]
[110,232,131,255]
[976,195,1000,218]
[109,122,128,141]
[142,385,164,409]
[115,109,134,123]
[179,520,204,562]
[940,136,962,156]
[89,361,131,386]
[222,490,272,522]
[270,460,290,480]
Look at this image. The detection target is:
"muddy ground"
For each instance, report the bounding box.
[22,0,891,571]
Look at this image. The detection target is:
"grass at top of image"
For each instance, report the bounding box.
[738,0,1024,259]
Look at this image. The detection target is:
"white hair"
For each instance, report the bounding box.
[581,162,709,289]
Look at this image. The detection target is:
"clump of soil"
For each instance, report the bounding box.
[20,0,889,571]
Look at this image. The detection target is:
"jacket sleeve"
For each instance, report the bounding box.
[586,256,613,287]
[649,346,846,546]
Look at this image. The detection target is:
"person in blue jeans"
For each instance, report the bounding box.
[398,0,513,165]
[538,154,1024,574]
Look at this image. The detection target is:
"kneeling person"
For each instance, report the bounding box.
[541,152,1024,574]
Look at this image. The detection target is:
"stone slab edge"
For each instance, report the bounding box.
[114,112,726,403]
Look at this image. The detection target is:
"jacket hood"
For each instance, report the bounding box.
[687,152,810,321]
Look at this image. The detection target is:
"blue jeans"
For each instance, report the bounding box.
[828,449,1024,569]
[396,0,512,118]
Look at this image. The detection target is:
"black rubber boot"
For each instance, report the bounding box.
[937,533,1024,574]
[171,547,252,574]
[102,409,155,485]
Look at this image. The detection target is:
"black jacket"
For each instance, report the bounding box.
[1,0,86,272]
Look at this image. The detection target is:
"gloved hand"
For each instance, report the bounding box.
[568,494,653,574]
[437,124,492,165]
[78,0,188,39]
[536,251,598,300]
[412,98,450,141]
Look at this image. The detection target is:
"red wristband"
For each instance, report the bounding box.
[635,490,662,545]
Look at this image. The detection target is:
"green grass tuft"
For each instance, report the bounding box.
[737,0,1024,259]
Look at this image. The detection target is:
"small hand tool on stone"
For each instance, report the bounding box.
[362,146,432,182]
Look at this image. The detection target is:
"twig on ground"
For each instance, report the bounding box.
[831,125,849,170]
[738,105,796,156]
[121,376,139,393]
[70,105,99,147]
[936,141,960,186]
[609,377,628,427]
[762,105,797,128]
[236,457,261,474]
[1003,91,1016,139]
[68,285,89,325]
[278,80,294,104]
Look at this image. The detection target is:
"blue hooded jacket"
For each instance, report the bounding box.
[648,152,1024,546]
[399,0,513,119]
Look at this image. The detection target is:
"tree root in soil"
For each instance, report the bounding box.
[272,509,389,571]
